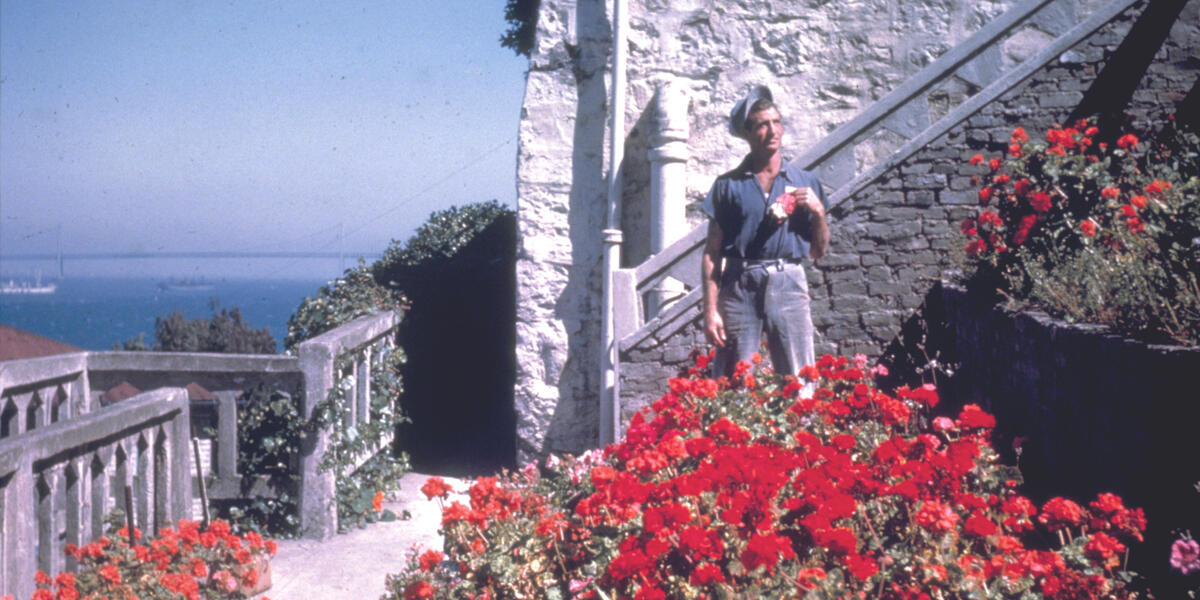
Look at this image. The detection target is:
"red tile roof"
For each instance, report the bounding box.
[0,324,82,362]
[185,382,216,402]
[101,381,142,405]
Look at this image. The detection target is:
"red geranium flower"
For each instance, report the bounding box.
[420,476,454,499]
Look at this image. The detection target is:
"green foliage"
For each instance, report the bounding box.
[111,332,150,351]
[284,262,405,350]
[228,201,507,535]
[310,340,411,531]
[153,307,277,354]
[961,115,1200,345]
[377,200,511,269]
[210,384,305,537]
[500,0,539,57]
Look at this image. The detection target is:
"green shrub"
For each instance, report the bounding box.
[227,202,510,533]
[372,200,513,291]
[285,262,405,351]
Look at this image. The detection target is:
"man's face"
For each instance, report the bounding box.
[744,107,782,155]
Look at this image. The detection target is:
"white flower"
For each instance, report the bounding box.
[769,202,790,221]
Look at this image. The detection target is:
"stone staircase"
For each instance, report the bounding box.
[612,0,1144,413]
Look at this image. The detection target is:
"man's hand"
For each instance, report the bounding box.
[702,221,726,348]
[792,186,824,217]
[704,307,726,348]
[794,185,830,259]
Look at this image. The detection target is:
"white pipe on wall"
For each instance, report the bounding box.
[600,0,629,446]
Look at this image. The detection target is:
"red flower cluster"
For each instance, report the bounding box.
[961,120,1169,262]
[387,354,1145,600]
[35,519,276,600]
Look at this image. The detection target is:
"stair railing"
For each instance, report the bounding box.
[612,0,1139,354]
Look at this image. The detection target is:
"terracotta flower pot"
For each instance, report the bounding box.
[233,553,272,597]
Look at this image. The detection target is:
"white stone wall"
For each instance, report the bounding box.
[513,0,1040,459]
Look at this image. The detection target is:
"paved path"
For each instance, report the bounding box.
[254,472,464,600]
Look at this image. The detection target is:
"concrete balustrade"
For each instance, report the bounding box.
[297,310,400,540]
[0,388,191,600]
[0,309,404,596]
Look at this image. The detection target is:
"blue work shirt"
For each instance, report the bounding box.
[702,157,829,260]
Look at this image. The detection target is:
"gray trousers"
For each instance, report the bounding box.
[712,260,816,379]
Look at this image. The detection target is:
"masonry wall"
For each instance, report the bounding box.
[515,0,1200,457]
[929,282,1200,594]
[617,0,1200,423]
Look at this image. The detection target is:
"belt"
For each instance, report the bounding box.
[725,257,804,272]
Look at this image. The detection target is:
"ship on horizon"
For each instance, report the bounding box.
[1,274,57,295]
[158,276,216,292]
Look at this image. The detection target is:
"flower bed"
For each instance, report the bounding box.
[384,354,1149,599]
[21,519,276,600]
[958,115,1199,345]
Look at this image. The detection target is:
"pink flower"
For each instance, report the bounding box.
[769,191,799,222]
[1170,537,1200,575]
[853,354,869,370]
[932,416,956,433]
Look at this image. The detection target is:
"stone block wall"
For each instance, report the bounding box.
[616,0,1199,420]
[515,0,1200,457]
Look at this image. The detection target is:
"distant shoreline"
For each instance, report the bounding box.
[2,251,381,260]
[0,276,328,350]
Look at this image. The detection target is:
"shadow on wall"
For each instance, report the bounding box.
[619,103,655,268]
[1069,0,1196,134]
[388,214,518,477]
[538,0,613,457]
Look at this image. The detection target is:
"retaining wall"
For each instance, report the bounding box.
[930,281,1200,595]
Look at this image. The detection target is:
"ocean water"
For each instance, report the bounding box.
[0,277,329,351]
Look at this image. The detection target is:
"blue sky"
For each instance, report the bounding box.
[0,1,527,277]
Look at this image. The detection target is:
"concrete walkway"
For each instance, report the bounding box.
[254,472,464,600]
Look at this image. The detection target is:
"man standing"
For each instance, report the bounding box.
[701,85,830,379]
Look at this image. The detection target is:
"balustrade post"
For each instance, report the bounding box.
[167,389,193,524]
[297,341,337,539]
[345,361,358,427]
[646,77,691,317]
[357,346,371,426]
[135,435,151,534]
[88,452,109,546]
[2,455,35,600]
[75,367,92,416]
[64,462,82,573]
[35,470,56,577]
[214,391,239,482]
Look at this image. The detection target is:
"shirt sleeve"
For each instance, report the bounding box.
[702,179,720,220]
[813,174,830,210]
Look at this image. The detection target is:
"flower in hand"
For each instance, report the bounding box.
[769,187,807,223]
